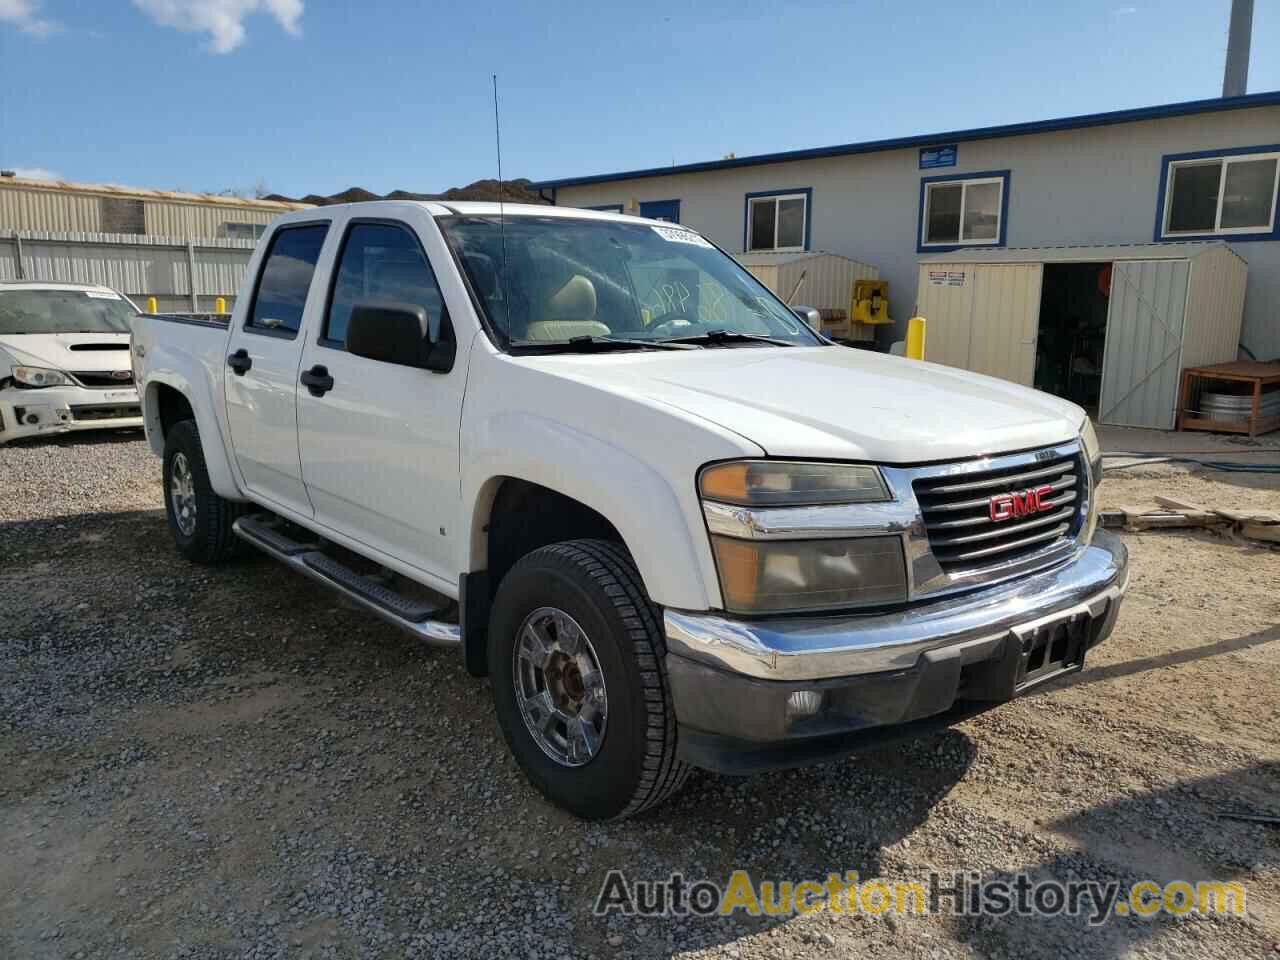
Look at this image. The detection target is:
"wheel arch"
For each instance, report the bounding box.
[144,375,243,501]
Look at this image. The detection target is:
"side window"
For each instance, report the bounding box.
[324,222,448,347]
[248,224,329,335]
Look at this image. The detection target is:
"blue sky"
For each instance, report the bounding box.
[1,1,1277,197]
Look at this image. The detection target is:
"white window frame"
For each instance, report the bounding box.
[920,176,1005,248]
[1161,150,1280,238]
[747,193,808,252]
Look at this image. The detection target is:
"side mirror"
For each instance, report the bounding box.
[345,302,454,373]
[791,305,822,330]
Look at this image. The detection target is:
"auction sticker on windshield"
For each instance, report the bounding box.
[652,225,713,248]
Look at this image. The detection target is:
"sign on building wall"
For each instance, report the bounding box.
[927,269,966,287]
[919,145,958,169]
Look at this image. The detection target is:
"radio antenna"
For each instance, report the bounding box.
[492,74,511,340]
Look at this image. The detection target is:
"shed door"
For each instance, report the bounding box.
[1098,259,1189,430]
[967,264,1041,387]
[914,263,973,369]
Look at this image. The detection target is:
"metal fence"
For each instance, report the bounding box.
[0,230,256,313]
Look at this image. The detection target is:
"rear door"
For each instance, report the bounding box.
[223,221,331,517]
[294,210,468,585]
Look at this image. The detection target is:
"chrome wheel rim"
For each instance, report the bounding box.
[513,606,608,767]
[169,451,197,536]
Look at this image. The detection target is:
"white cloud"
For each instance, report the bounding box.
[0,0,60,37]
[132,0,303,54]
[9,167,62,181]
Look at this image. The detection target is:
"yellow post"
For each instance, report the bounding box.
[215,297,227,314]
[906,316,927,360]
[146,296,158,314]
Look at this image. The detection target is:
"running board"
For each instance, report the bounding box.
[232,516,461,648]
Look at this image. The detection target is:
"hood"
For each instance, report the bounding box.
[530,346,1086,464]
[0,332,133,374]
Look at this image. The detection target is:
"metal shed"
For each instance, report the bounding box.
[738,251,879,338]
[915,242,1248,429]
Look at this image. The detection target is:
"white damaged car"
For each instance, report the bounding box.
[0,281,143,444]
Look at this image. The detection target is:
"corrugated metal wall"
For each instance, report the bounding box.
[0,231,255,308]
[1098,259,1190,430]
[966,264,1042,386]
[145,202,278,238]
[1180,247,1248,370]
[773,256,879,312]
[1,183,287,238]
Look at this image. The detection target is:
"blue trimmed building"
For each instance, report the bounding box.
[533,92,1280,360]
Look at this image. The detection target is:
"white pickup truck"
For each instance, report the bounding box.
[133,201,1128,820]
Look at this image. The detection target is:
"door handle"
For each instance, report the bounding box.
[300,364,334,397]
[227,348,252,375]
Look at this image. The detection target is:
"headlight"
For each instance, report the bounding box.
[700,460,906,614]
[1079,417,1102,484]
[710,535,907,614]
[12,365,71,388]
[699,460,889,506]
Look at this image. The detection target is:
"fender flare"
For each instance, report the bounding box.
[144,371,243,502]
[463,412,718,613]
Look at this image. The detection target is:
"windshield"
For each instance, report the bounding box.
[0,289,137,336]
[438,215,822,348]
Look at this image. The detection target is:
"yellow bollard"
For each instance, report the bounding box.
[146,296,158,314]
[215,297,227,314]
[906,316,927,360]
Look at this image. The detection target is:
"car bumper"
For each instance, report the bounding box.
[663,530,1128,773]
[0,384,142,444]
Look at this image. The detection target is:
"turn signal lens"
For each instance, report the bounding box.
[699,461,889,507]
[711,534,907,614]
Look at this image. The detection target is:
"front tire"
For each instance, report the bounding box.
[162,419,246,564]
[488,540,691,820]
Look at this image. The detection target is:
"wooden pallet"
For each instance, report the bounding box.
[1101,495,1280,544]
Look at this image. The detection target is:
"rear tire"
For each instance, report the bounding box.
[163,418,246,564]
[488,539,691,820]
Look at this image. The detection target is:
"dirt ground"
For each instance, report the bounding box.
[1,433,1277,959]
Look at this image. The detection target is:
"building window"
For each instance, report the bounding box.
[918,172,1009,250]
[1158,146,1280,239]
[744,189,811,252]
[223,221,267,240]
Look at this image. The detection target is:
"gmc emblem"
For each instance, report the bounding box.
[989,485,1055,522]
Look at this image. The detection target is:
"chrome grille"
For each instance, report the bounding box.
[913,449,1084,575]
[72,371,134,388]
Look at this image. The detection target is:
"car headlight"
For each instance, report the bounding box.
[12,365,71,388]
[699,460,907,614]
[1080,418,1101,483]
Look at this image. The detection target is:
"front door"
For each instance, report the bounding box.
[223,221,331,518]
[639,199,681,223]
[295,212,467,587]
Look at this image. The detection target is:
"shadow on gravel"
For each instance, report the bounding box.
[950,761,1278,959]
[0,428,145,450]
[1021,624,1280,697]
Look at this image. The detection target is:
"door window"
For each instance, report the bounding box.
[247,224,329,336]
[324,222,448,347]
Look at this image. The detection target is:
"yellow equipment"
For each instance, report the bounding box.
[851,279,891,326]
[215,297,227,314]
[906,316,927,360]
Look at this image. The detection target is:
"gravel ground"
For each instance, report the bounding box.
[2,430,1278,959]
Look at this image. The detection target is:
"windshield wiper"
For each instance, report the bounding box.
[658,329,796,347]
[509,335,698,354]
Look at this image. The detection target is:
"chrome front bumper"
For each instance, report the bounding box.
[665,532,1127,771]
[665,531,1127,682]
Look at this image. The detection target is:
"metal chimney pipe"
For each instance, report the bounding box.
[1223,0,1253,98]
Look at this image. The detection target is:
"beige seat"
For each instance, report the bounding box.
[524,274,609,341]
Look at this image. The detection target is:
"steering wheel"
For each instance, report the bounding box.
[649,312,703,335]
